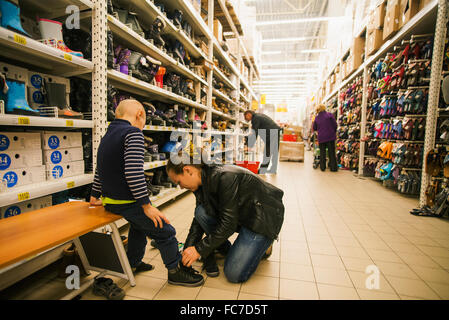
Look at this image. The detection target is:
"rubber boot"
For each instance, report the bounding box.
[115,47,131,75]
[155,66,166,88]
[174,40,185,64]
[38,18,83,58]
[0,0,29,36]
[143,102,164,125]
[107,30,114,69]
[44,81,83,119]
[128,51,147,81]
[145,16,166,48]
[5,80,39,116]
[170,9,183,28]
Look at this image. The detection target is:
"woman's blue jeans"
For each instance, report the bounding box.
[194,205,273,283]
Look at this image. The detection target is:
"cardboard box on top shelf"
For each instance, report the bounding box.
[419,0,433,11]
[383,0,400,41]
[398,0,419,28]
[352,36,365,69]
[214,19,223,43]
[369,0,386,30]
[366,28,384,56]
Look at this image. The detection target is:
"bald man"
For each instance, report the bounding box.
[90,99,204,287]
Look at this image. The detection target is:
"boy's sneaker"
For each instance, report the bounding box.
[202,254,219,277]
[132,262,154,274]
[168,262,204,287]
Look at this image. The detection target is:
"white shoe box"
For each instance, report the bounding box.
[0,166,46,191]
[43,147,83,165]
[41,131,82,150]
[0,132,42,151]
[0,149,43,171]
[46,160,85,180]
[0,195,52,219]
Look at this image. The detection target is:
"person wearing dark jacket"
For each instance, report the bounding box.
[89,99,204,287]
[166,156,285,283]
[244,110,281,174]
[312,104,338,172]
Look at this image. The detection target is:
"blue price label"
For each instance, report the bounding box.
[48,136,60,149]
[3,171,18,188]
[52,165,63,179]
[4,206,21,218]
[0,135,10,151]
[0,154,11,170]
[50,151,62,164]
[30,74,43,89]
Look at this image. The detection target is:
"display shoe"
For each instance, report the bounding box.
[182,20,192,38]
[155,66,166,88]
[107,30,114,69]
[145,16,166,48]
[174,40,186,64]
[176,109,190,128]
[38,18,84,58]
[202,254,219,277]
[144,172,161,196]
[44,81,83,119]
[0,0,29,36]
[168,262,204,287]
[154,109,172,126]
[115,46,131,75]
[4,79,39,116]
[143,102,164,125]
[168,9,183,28]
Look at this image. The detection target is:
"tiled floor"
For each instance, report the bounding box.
[2,151,449,300]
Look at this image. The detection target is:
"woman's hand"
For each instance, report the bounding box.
[182,246,200,267]
[142,204,170,228]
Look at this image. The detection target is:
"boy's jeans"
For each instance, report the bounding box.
[194,205,272,283]
[105,202,181,270]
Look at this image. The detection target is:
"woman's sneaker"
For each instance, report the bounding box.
[202,254,219,277]
[168,262,204,287]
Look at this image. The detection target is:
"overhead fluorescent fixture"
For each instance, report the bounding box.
[262,51,282,55]
[262,37,318,43]
[261,61,320,66]
[261,69,319,74]
[254,80,308,84]
[256,16,345,27]
[301,49,329,53]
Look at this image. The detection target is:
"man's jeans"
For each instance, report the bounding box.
[194,205,272,283]
[105,202,181,270]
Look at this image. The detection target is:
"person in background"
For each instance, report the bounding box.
[89,99,204,287]
[244,110,282,174]
[312,104,338,172]
[166,154,285,283]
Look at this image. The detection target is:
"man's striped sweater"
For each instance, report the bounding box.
[91,119,151,205]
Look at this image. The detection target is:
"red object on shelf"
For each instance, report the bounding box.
[283,134,298,142]
[235,161,260,174]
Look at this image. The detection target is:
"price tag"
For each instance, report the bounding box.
[18,192,30,201]
[64,54,72,61]
[17,117,30,125]
[66,120,74,127]
[14,34,27,45]
[67,181,75,189]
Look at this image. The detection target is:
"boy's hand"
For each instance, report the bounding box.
[143,204,170,228]
[90,196,102,206]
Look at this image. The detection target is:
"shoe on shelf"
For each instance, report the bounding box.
[38,18,84,58]
[4,79,40,116]
[0,0,30,37]
[168,262,204,287]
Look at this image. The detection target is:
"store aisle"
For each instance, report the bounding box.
[2,151,449,300]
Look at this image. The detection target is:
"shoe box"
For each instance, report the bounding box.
[0,132,41,151]
[0,195,52,219]
[43,147,83,164]
[279,141,305,162]
[0,149,43,170]
[0,165,46,191]
[41,131,82,150]
[46,160,85,180]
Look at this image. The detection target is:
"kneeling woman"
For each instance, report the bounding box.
[166,156,284,283]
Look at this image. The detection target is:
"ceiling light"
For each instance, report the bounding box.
[254,80,308,84]
[261,69,319,74]
[301,49,329,53]
[256,16,345,27]
[262,37,319,43]
[261,61,320,66]
[262,51,282,55]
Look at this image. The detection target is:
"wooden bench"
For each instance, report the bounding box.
[0,201,136,299]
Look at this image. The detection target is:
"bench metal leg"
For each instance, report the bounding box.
[72,238,92,276]
[109,222,136,287]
